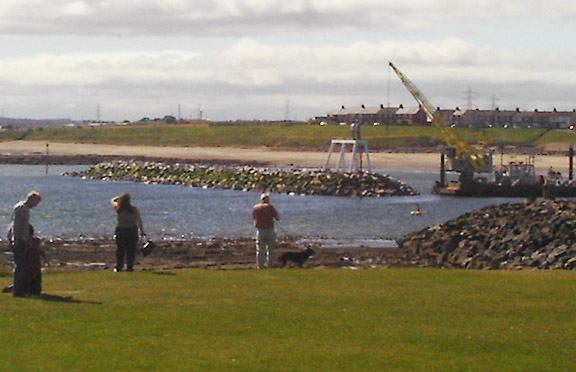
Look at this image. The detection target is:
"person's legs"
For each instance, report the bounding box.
[256,230,267,269]
[257,229,276,268]
[13,243,27,297]
[126,240,137,272]
[116,227,138,271]
[115,232,127,271]
[127,227,139,271]
[266,231,277,268]
[28,272,42,296]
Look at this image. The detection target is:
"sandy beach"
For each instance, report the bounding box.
[0,140,572,173]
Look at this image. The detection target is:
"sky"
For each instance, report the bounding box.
[0,0,575,122]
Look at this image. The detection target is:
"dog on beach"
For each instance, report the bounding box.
[277,246,315,268]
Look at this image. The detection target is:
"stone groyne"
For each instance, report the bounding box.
[398,200,576,270]
[66,161,419,197]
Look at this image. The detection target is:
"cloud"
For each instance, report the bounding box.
[0,35,574,121]
[0,0,568,37]
[0,0,573,120]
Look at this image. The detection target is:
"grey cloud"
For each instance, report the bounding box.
[0,23,574,121]
[1,0,564,38]
[0,0,447,36]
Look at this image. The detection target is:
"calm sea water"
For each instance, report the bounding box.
[0,165,526,246]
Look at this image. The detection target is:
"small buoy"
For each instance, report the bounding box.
[410,203,422,216]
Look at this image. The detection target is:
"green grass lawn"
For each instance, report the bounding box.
[1,269,574,371]
[5,124,576,150]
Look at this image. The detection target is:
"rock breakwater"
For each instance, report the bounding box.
[66,160,418,197]
[398,200,576,269]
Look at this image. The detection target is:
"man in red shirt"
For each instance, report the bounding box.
[252,193,280,269]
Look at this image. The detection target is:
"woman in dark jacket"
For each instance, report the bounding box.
[111,193,145,272]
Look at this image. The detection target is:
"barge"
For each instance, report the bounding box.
[432,153,576,198]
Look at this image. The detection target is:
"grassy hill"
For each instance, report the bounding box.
[1,269,575,372]
[2,123,576,151]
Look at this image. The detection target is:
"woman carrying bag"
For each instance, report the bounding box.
[111,193,145,272]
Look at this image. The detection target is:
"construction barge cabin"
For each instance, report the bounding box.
[389,62,576,198]
[433,152,576,198]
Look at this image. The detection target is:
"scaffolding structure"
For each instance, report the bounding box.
[323,139,372,173]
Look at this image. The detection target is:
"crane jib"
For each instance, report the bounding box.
[388,62,489,174]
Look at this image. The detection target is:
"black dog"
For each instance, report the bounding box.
[277,246,315,268]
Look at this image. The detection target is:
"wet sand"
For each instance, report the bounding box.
[0,236,415,273]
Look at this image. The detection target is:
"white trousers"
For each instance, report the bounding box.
[256,228,277,269]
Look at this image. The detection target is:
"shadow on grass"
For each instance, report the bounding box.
[151,271,177,276]
[39,293,103,305]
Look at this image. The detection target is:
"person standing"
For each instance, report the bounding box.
[111,193,145,272]
[8,191,42,297]
[23,225,47,296]
[252,193,280,269]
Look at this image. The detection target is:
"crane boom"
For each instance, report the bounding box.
[388,62,489,175]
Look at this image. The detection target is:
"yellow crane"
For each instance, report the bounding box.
[388,62,492,178]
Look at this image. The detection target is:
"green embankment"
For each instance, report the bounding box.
[1,269,574,372]
[4,124,576,150]
[16,124,444,149]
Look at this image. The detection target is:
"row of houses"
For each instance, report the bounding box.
[327,105,427,126]
[327,105,576,129]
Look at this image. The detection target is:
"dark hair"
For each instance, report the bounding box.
[117,193,136,214]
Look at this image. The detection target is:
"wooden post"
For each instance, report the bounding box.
[569,143,574,181]
[45,143,49,175]
[440,152,446,187]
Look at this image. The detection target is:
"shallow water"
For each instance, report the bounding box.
[0,165,527,244]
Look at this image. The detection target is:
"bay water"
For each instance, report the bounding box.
[0,165,525,246]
